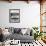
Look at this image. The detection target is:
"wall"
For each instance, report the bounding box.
[0,1,40,28]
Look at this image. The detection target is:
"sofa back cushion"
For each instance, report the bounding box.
[8,27,14,34]
[8,27,33,36]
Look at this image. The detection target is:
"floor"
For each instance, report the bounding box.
[21,40,46,46]
[0,40,46,46]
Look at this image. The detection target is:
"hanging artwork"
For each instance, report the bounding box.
[9,9,20,23]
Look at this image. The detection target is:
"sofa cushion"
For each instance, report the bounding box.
[9,33,34,43]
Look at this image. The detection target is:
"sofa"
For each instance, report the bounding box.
[6,27,34,43]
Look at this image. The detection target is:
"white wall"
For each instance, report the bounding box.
[0,1,40,28]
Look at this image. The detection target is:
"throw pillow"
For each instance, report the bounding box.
[14,28,21,33]
[21,28,27,35]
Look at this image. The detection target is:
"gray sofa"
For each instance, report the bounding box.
[4,27,34,43]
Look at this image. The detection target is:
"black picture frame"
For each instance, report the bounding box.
[9,9,20,23]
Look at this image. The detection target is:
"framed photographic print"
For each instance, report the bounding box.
[9,9,20,23]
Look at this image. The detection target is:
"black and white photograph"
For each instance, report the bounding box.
[9,9,20,23]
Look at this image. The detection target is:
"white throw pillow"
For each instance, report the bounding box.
[21,28,27,35]
[2,28,10,36]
